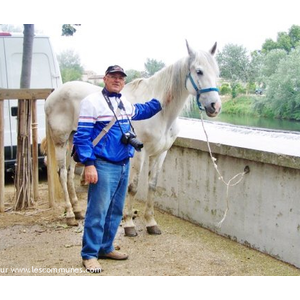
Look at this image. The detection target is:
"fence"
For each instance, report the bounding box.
[0,88,53,212]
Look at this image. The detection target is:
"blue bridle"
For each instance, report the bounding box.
[186,72,219,111]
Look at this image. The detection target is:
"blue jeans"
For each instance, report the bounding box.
[81,158,130,260]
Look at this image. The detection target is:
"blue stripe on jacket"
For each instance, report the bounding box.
[73,93,161,165]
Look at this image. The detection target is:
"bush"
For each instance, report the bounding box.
[220,83,232,95]
[221,95,255,115]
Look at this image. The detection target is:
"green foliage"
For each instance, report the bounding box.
[220,83,232,95]
[144,58,165,77]
[125,69,143,83]
[230,82,246,98]
[260,49,287,78]
[263,45,300,120]
[221,96,254,116]
[215,24,300,122]
[262,39,279,52]
[216,44,250,82]
[57,49,84,83]
[124,58,165,82]
[61,24,81,36]
[247,82,256,94]
[262,25,300,53]
[252,96,275,118]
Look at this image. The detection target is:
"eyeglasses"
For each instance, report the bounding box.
[107,74,125,81]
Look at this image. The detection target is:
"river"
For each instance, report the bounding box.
[183,111,300,133]
[178,117,300,157]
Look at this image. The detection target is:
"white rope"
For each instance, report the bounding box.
[199,112,248,227]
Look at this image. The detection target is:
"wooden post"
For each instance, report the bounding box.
[0,100,4,213]
[31,98,39,201]
[15,98,33,210]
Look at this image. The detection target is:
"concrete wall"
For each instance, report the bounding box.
[137,120,300,268]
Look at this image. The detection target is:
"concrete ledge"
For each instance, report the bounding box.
[175,137,300,170]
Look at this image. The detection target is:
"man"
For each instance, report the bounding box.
[73,65,162,273]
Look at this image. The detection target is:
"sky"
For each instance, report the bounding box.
[3,0,300,75]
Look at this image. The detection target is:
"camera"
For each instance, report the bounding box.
[121,131,143,151]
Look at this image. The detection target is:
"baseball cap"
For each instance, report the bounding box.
[105,65,127,77]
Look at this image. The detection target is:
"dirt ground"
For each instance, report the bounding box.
[1,172,299,276]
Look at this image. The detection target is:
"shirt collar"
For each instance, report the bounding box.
[103,87,122,98]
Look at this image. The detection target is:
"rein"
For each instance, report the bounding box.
[185,72,249,227]
[198,111,250,227]
[185,72,219,111]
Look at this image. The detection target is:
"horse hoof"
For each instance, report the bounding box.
[146,225,162,235]
[66,217,79,226]
[74,211,85,220]
[124,227,138,237]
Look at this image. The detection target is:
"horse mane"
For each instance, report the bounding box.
[126,48,218,109]
[126,56,190,107]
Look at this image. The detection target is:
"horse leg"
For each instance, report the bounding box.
[67,157,85,220]
[79,167,87,186]
[123,152,145,237]
[145,151,168,235]
[55,144,78,226]
[66,136,85,220]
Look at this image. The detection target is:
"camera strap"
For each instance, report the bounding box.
[102,90,136,135]
[92,92,121,146]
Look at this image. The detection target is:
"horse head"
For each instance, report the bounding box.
[185,40,221,117]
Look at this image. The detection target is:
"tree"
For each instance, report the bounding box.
[217,44,250,82]
[57,49,84,82]
[262,25,300,53]
[15,24,35,210]
[125,69,143,83]
[289,25,300,49]
[61,24,81,36]
[216,44,251,97]
[260,49,287,78]
[265,45,300,120]
[262,38,280,52]
[144,58,165,77]
[14,24,79,210]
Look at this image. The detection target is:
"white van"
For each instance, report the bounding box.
[0,32,62,173]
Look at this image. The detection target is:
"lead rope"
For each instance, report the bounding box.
[199,111,249,227]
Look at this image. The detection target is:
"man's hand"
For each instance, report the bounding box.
[84,165,98,184]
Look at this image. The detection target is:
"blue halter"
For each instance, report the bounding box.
[186,72,219,111]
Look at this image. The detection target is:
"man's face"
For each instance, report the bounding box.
[103,72,126,93]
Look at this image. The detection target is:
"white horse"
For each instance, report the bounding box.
[44,41,221,232]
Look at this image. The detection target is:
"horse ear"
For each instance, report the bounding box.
[185,39,195,58]
[210,42,217,55]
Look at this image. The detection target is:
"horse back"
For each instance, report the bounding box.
[45,81,102,133]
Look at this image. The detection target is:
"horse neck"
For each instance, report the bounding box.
[153,57,190,122]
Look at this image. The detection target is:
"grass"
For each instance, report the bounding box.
[221,95,256,116]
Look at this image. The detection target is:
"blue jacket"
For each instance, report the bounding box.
[73,90,162,166]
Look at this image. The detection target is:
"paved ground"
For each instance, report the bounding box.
[1,179,299,276]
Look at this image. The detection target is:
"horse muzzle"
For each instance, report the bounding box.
[205,101,221,117]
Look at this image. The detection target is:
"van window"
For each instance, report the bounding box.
[0,39,6,87]
[8,53,53,88]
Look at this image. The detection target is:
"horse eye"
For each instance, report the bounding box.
[196,69,203,76]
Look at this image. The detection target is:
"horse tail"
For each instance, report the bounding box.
[39,137,48,166]
[45,120,62,205]
[40,137,47,154]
